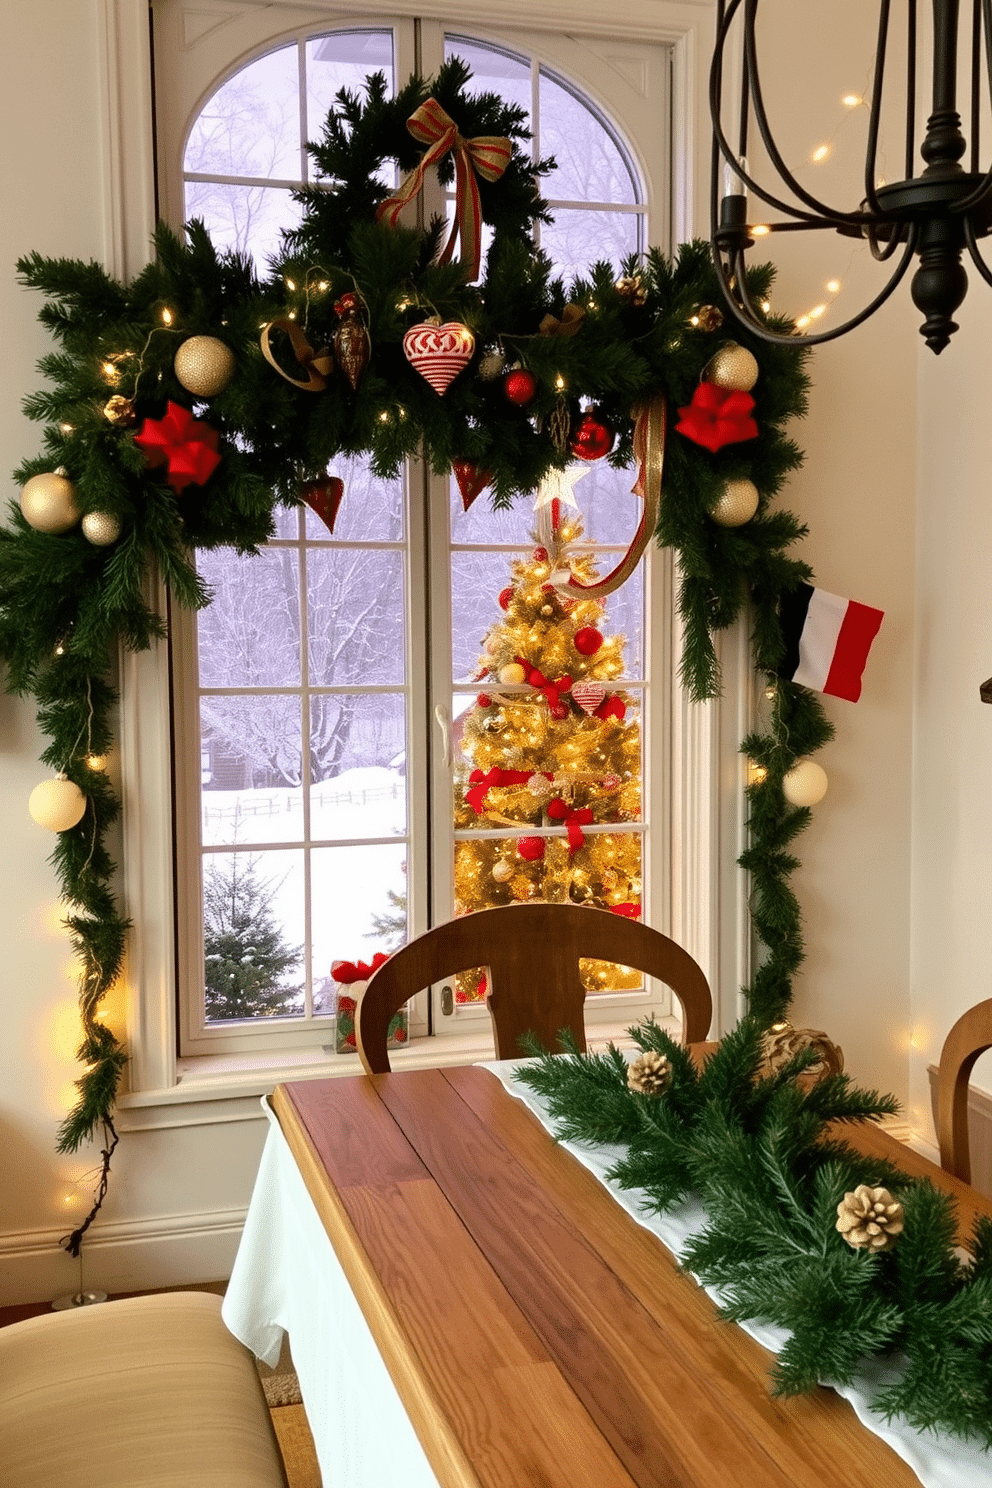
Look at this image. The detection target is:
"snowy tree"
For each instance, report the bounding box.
[203,853,304,1020]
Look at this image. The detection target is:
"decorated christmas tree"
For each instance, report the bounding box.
[452,498,642,1001]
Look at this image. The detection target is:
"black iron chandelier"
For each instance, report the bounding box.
[711,0,992,352]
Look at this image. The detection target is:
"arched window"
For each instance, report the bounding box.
[151,8,682,1062]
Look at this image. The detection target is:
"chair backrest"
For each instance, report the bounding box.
[356,903,713,1074]
[936,998,992,1182]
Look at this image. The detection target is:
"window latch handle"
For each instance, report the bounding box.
[434,703,451,768]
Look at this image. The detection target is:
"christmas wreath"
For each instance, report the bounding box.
[2,57,834,1246]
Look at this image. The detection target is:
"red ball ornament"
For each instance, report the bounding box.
[574,626,604,656]
[570,409,613,461]
[498,587,514,610]
[477,693,492,707]
[532,546,549,562]
[517,836,545,861]
[504,369,537,406]
[550,703,569,720]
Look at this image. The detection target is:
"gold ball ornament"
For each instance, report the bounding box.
[173,335,236,397]
[20,471,81,533]
[758,1021,844,1084]
[81,511,122,546]
[710,478,760,527]
[28,776,87,832]
[103,395,137,427]
[783,758,829,807]
[492,860,514,883]
[498,662,527,686]
[704,341,760,392]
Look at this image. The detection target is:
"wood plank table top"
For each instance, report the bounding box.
[270,1065,992,1488]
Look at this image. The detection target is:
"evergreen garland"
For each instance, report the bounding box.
[516,1021,992,1447]
[3,60,838,1233]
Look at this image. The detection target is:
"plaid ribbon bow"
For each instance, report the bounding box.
[376,98,512,280]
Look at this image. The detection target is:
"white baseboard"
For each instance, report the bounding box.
[0,1206,247,1307]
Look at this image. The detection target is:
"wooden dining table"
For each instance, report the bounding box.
[261,1062,992,1488]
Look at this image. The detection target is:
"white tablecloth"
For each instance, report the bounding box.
[224,1075,992,1488]
[223,1098,439,1488]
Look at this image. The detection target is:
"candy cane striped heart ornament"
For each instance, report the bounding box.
[403,321,475,395]
[571,680,606,715]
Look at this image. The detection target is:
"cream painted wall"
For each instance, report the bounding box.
[912,282,992,1141]
[0,0,928,1305]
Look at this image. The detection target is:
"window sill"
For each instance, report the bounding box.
[115,1019,663,1131]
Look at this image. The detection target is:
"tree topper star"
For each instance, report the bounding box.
[532,462,590,511]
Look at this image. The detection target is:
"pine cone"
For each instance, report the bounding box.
[615,273,647,307]
[627,1050,671,1095]
[835,1185,904,1252]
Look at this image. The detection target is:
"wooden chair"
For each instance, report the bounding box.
[356,902,713,1074]
[936,997,992,1182]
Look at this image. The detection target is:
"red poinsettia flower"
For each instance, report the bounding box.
[675,382,759,453]
[134,401,221,494]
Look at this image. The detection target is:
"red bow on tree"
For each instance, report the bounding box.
[331,951,390,984]
[546,798,594,853]
[674,382,759,453]
[594,695,626,722]
[134,400,222,493]
[519,659,572,718]
[466,767,532,814]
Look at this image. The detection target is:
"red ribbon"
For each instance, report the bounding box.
[376,98,512,281]
[331,951,390,984]
[134,401,221,494]
[674,382,758,453]
[519,659,572,716]
[546,798,594,853]
[609,902,641,918]
[466,767,532,814]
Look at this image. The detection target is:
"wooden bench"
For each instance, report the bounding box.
[0,1290,288,1488]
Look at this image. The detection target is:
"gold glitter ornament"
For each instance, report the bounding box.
[103,394,137,427]
[20,470,81,533]
[836,1185,904,1252]
[81,511,122,546]
[758,1021,844,1083]
[627,1050,671,1095]
[709,478,760,527]
[173,335,236,397]
[704,341,760,392]
[694,304,724,331]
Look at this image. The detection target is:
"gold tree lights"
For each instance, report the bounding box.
[453,507,642,1001]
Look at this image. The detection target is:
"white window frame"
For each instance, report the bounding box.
[113,0,749,1119]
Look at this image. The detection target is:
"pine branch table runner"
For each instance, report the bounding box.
[270,1068,990,1488]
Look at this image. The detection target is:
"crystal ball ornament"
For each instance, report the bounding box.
[783,758,829,807]
[81,511,122,546]
[710,478,759,527]
[20,471,81,533]
[704,341,759,392]
[29,776,86,831]
[173,335,236,397]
